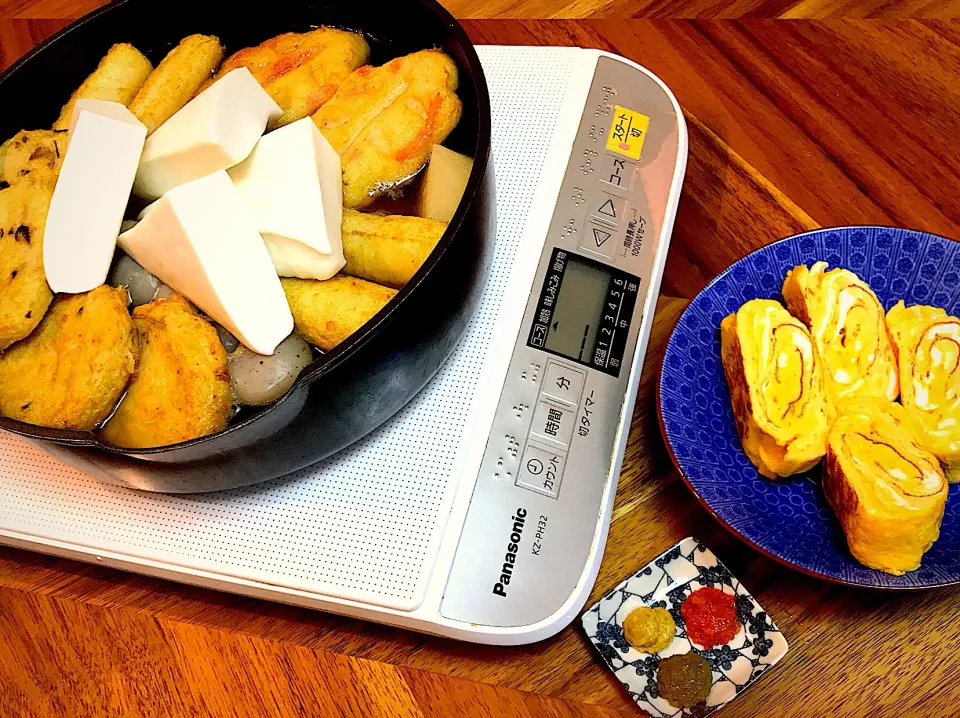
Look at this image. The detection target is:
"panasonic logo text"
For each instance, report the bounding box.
[492,507,527,597]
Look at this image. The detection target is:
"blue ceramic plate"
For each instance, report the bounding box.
[658,226,960,588]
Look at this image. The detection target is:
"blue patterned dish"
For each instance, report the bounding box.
[583,537,787,717]
[658,226,960,589]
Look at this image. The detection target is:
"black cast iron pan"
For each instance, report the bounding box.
[0,0,494,492]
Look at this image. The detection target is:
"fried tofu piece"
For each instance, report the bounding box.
[282,275,396,351]
[128,34,224,134]
[0,178,54,350]
[213,28,369,130]
[0,285,136,430]
[313,49,462,209]
[100,296,231,448]
[53,43,153,130]
[342,210,446,288]
[0,129,67,185]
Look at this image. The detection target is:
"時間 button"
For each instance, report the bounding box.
[530,401,575,448]
[516,443,566,499]
[542,361,585,407]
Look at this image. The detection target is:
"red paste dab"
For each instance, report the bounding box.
[680,586,739,648]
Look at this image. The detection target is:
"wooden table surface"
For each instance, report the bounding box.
[3,5,960,718]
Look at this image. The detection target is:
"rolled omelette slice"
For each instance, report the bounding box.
[720,299,831,478]
[824,399,947,575]
[782,262,898,404]
[887,300,960,481]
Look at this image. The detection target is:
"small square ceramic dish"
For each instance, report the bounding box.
[582,538,788,717]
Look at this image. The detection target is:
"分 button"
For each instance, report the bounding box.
[530,401,575,448]
[588,190,626,227]
[542,361,586,407]
[598,153,635,192]
[579,221,617,260]
[516,443,566,499]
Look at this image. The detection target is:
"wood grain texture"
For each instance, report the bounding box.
[2,0,960,22]
[0,585,625,717]
[2,14,960,718]
[445,0,960,18]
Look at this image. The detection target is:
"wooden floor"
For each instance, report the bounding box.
[3,4,960,718]
[2,0,960,24]
[3,2,960,70]
[447,0,960,17]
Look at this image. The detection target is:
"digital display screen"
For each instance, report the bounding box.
[544,256,610,363]
[527,250,640,377]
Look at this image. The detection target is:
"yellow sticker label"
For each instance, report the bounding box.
[606,106,649,160]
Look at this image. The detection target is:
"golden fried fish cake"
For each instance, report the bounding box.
[312,49,462,209]
[0,178,54,350]
[213,28,369,130]
[341,210,446,288]
[0,129,67,185]
[314,64,408,153]
[100,296,231,449]
[282,275,396,351]
[53,43,153,130]
[0,285,136,430]
[129,34,224,134]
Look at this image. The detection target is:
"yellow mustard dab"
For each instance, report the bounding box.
[824,399,947,575]
[887,301,960,482]
[622,606,675,654]
[720,299,831,478]
[782,262,899,405]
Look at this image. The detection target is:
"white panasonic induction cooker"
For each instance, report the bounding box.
[0,46,687,645]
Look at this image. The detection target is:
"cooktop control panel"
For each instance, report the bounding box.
[441,55,682,627]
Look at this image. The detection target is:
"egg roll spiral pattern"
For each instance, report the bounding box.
[824,399,947,575]
[661,227,960,587]
[887,301,960,482]
[720,299,831,478]
[783,262,898,405]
